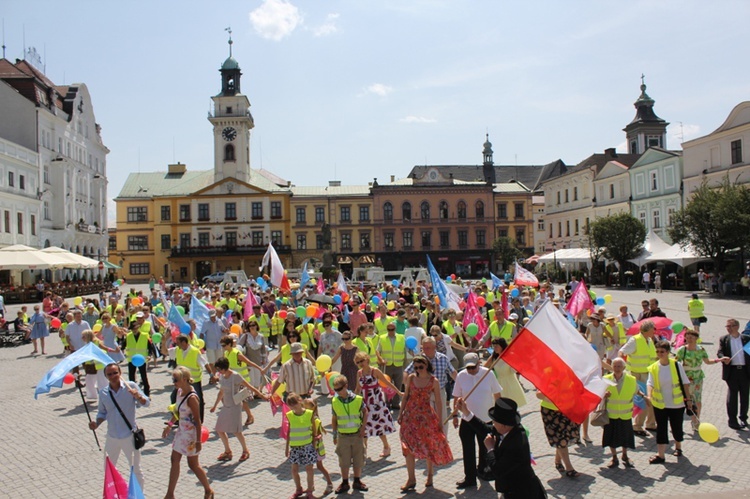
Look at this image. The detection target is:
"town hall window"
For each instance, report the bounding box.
[224,144,235,161]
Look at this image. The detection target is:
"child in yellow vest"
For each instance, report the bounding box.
[286,393,318,499]
[302,399,334,495]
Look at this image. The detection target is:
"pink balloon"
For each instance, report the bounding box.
[63,373,75,385]
[201,426,209,443]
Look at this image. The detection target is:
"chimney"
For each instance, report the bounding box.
[329,180,341,187]
[604,148,617,159]
[390,175,395,183]
[168,162,187,174]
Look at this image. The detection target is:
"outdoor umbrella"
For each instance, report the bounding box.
[40,246,100,269]
[627,316,674,341]
[305,294,338,305]
[35,342,116,450]
[0,244,65,270]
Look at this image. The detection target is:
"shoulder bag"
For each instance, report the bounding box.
[674,362,694,416]
[590,400,609,427]
[110,386,146,449]
[232,373,254,405]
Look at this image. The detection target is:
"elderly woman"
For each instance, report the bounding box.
[647,340,693,464]
[674,329,720,430]
[602,358,638,468]
[538,391,580,478]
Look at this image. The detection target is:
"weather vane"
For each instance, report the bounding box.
[225,26,233,57]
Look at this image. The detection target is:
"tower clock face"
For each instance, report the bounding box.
[221,126,237,141]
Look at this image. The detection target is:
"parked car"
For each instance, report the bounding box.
[202,272,226,283]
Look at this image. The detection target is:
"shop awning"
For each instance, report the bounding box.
[103,260,122,269]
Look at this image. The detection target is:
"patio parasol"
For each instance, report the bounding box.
[627,316,674,341]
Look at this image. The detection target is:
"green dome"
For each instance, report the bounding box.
[222,56,240,70]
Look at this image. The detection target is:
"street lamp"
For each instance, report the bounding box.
[552,241,557,281]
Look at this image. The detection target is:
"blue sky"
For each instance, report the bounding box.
[3,1,750,225]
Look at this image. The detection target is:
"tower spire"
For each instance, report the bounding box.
[225,27,233,57]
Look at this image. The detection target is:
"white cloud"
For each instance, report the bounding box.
[311,13,339,37]
[400,116,436,124]
[365,83,393,97]
[249,0,302,41]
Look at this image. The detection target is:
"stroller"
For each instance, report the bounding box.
[0,313,27,347]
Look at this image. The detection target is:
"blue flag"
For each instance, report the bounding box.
[127,467,145,499]
[168,300,190,335]
[744,341,750,357]
[35,343,115,399]
[490,272,504,290]
[189,295,210,333]
[342,304,350,324]
[300,261,310,289]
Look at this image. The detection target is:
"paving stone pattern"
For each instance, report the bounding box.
[2,286,750,498]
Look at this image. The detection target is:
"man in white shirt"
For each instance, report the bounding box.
[452,353,503,489]
[642,271,651,292]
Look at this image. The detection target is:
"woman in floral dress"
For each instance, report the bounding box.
[162,366,214,499]
[354,351,401,457]
[675,329,720,429]
[398,355,453,491]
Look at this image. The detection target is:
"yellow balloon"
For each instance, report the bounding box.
[73,296,83,306]
[92,324,102,332]
[604,294,612,304]
[196,339,205,350]
[316,354,332,372]
[698,423,719,443]
[168,403,178,418]
[387,301,396,311]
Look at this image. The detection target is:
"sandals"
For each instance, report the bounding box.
[633,430,648,437]
[607,457,619,468]
[565,470,581,478]
[380,447,391,457]
[673,449,683,457]
[622,457,635,468]
[400,482,416,493]
[245,415,255,426]
[289,489,303,499]
[217,451,233,461]
[239,450,250,462]
[425,475,434,487]
[649,455,665,464]
[555,462,565,472]
[323,483,334,495]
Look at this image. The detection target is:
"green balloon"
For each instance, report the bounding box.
[296,306,306,317]
[152,333,162,344]
[466,323,479,337]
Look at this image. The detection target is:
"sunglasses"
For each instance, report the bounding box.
[342,337,352,341]
[414,365,426,370]
[355,360,366,365]
[334,385,347,392]
[172,377,180,383]
[387,328,396,332]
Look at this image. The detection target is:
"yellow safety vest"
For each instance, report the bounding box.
[250,313,272,336]
[488,308,502,322]
[280,343,309,364]
[271,315,285,336]
[604,373,637,420]
[287,409,314,447]
[378,334,406,366]
[125,332,150,363]
[85,339,107,370]
[540,398,558,411]
[626,334,657,373]
[332,395,364,434]
[443,320,466,346]
[354,337,378,366]
[313,418,326,456]
[373,317,395,335]
[605,323,626,351]
[688,299,704,319]
[176,345,202,381]
[316,320,339,334]
[647,359,684,410]
[225,347,249,381]
[489,320,514,341]
[296,324,317,351]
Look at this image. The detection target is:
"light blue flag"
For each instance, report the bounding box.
[190,295,210,333]
[127,467,145,499]
[35,343,115,399]
[168,300,190,335]
[744,341,750,358]
[490,272,504,290]
[300,261,310,289]
[342,304,350,324]
[426,255,449,308]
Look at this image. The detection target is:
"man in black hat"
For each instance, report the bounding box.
[455,397,546,498]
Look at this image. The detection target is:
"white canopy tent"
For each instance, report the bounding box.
[39,246,100,269]
[537,248,594,266]
[629,229,672,268]
[645,243,710,267]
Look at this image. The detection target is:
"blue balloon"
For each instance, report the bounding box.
[183,286,190,293]
[372,296,380,305]
[405,336,418,350]
[392,279,399,286]
[333,295,342,305]
[180,323,191,334]
[225,310,233,318]
[596,297,605,306]
[131,354,146,367]
[510,288,520,298]
[381,291,387,299]
[257,277,265,285]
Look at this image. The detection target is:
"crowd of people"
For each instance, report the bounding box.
[25,273,750,498]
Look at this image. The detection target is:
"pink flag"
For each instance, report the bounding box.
[564,278,594,317]
[317,278,326,294]
[280,403,291,439]
[514,263,539,287]
[244,290,259,321]
[672,329,686,349]
[103,456,128,499]
[501,288,509,320]
[464,292,489,343]
[501,301,611,424]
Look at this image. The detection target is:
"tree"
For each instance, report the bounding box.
[669,177,750,272]
[492,236,523,271]
[589,213,646,286]
[583,220,605,283]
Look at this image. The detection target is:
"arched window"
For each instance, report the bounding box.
[224,144,235,161]
[439,201,449,220]
[383,202,393,221]
[457,201,467,220]
[421,201,430,221]
[402,202,411,221]
[475,200,485,220]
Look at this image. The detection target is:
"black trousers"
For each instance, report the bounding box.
[726,367,750,423]
[653,406,684,445]
[171,381,205,422]
[127,362,150,396]
[459,419,489,483]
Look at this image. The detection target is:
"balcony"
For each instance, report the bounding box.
[170,244,291,258]
[76,222,103,235]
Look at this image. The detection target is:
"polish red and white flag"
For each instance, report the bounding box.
[501,301,610,424]
[514,262,539,287]
[260,242,290,292]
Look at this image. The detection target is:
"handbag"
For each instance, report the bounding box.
[590,401,609,427]
[698,316,708,324]
[232,374,253,405]
[110,386,146,450]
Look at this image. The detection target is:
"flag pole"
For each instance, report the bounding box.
[76,372,102,451]
[443,353,503,426]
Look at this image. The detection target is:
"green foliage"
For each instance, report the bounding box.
[669,177,750,270]
[492,236,523,270]
[589,213,647,284]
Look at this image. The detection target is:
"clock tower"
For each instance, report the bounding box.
[209,32,254,184]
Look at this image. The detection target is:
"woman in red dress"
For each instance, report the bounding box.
[398,355,453,492]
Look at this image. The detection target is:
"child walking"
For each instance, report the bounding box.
[302,399,334,495]
[285,393,318,499]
